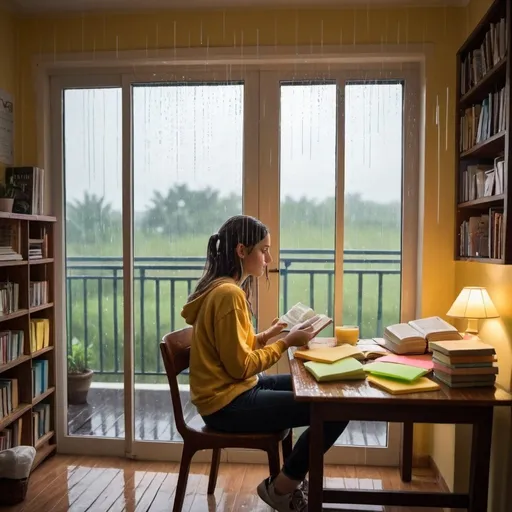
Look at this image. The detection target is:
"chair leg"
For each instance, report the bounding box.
[208,448,221,495]
[267,443,281,478]
[173,444,195,512]
[282,429,293,462]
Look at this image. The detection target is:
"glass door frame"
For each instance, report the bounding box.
[256,64,421,466]
[124,68,260,461]
[51,73,127,457]
[50,63,420,466]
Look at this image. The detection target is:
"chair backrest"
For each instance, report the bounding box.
[160,327,193,435]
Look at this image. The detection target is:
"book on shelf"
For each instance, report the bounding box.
[28,225,49,260]
[5,166,45,215]
[0,281,19,316]
[460,15,508,95]
[430,340,498,388]
[32,403,51,444]
[375,316,462,355]
[0,224,22,261]
[279,302,332,338]
[459,161,504,203]
[0,378,19,419]
[459,87,507,152]
[459,207,503,258]
[0,330,24,365]
[0,417,22,450]
[29,280,49,307]
[30,319,50,352]
[32,359,49,398]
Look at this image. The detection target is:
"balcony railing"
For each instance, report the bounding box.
[66,250,400,378]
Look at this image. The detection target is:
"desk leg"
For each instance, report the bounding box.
[468,408,493,512]
[400,422,413,483]
[309,403,324,512]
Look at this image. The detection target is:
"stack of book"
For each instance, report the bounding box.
[378,316,462,355]
[430,340,498,388]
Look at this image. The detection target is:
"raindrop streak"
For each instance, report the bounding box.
[446,87,449,151]
[173,21,177,60]
[436,94,441,224]
[320,20,324,54]
[156,23,159,56]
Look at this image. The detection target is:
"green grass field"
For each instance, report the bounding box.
[67,223,401,384]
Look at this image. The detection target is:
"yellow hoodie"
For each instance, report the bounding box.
[181,278,287,416]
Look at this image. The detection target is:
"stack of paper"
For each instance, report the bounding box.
[304,357,366,382]
[430,340,498,388]
[375,316,462,355]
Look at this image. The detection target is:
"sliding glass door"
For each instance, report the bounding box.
[52,65,419,465]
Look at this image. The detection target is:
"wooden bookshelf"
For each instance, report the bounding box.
[0,214,56,467]
[455,0,511,263]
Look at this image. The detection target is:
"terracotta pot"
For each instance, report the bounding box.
[0,198,14,212]
[67,369,94,404]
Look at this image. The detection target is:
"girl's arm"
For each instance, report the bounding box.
[215,308,287,380]
[255,320,287,347]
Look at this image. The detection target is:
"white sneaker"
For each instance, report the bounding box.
[257,477,308,512]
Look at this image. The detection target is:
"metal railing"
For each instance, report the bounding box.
[66,250,400,377]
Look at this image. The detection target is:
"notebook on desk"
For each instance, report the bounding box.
[367,374,441,395]
[294,344,364,363]
[304,357,366,382]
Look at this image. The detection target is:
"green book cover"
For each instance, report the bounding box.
[304,357,366,382]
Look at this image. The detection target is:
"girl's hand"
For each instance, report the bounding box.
[284,317,318,348]
[258,318,287,347]
[265,318,288,339]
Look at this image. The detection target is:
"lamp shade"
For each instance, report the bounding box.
[446,287,499,319]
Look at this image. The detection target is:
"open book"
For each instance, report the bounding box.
[279,302,332,338]
[377,316,462,355]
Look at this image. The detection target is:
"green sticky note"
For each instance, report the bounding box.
[363,361,429,382]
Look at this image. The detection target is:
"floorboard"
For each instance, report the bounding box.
[5,455,443,512]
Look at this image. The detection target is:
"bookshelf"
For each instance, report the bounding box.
[455,0,511,263]
[0,211,56,471]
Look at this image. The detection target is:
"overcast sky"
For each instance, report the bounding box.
[63,80,402,212]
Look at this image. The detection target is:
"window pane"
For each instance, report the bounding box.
[132,83,244,442]
[64,88,124,438]
[279,82,336,337]
[343,81,403,339]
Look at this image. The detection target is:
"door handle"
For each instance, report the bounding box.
[268,268,280,274]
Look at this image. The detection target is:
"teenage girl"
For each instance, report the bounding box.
[181,215,348,511]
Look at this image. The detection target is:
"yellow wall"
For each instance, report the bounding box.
[0,5,16,175]
[15,4,461,462]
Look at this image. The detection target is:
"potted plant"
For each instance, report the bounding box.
[67,338,94,404]
[0,182,15,212]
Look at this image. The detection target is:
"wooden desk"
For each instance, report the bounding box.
[288,349,512,511]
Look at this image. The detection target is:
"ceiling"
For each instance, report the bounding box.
[9,0,469,14]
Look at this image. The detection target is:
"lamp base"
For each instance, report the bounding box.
[465,318,479,335]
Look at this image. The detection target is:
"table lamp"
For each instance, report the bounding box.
[446,286,499,334]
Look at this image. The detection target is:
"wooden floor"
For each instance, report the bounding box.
[68,386,387,447]
[5,454,443,512]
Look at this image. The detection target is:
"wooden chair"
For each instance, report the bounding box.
[160,327,293,512]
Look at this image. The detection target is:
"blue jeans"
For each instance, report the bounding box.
[201,374,349,481]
